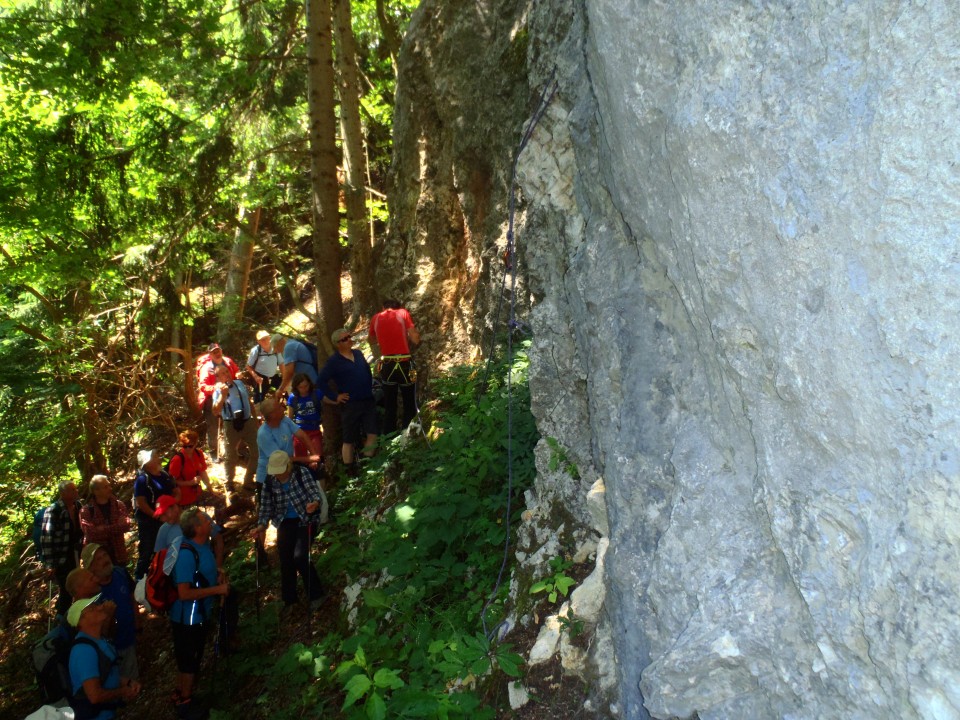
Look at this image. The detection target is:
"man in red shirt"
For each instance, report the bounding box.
[368,299,421,433]
[196,343,239,462]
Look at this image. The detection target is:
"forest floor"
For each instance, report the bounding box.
[0,454,593,720]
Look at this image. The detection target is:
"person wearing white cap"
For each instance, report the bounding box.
[246,330,282,404]
[67,593,141,718]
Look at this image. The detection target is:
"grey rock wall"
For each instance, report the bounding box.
[520,1,960,718]
[383,0,531,375]
[390,0,960,718]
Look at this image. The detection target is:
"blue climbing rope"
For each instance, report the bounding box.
[481,70,559,642]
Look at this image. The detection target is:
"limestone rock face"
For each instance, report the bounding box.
[520,1,960,719]
[391,1,960,719]
[383,0,531,374]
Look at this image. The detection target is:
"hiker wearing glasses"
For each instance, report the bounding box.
[317,328,378,470]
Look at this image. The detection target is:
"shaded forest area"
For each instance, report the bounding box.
[0,0,418,512]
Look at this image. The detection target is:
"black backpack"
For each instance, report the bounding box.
[32,619,74,704]
[32,620,118,718]
[32,505,49,561]
[175,542,209,623]
[69,637,120,720]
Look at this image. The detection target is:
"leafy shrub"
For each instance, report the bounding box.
[237,345,538,718]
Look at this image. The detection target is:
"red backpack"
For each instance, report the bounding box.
[145,547,178,613]
[145,543,201,613]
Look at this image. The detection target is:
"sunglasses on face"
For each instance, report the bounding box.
[338,336,352,343]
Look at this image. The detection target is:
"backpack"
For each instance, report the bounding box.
[164,450,186,479]
[193,352,213,381]
[32,506,49,561]
[285,337,318,373]
[32,622,117,717]
[68,637,120,720]
[144,541,200,615]
[32,620,74,704]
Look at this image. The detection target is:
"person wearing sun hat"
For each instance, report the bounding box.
[67,593,141,718]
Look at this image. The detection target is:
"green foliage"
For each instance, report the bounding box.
[0,0,422,512]
[545,437,580,479]
[224,348,537,718]
[557,607,585,640]
[529,556,576,604]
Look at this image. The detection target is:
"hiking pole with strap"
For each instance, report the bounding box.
[305,519,313,637]
[255,537,261,623]
[47,577,53,631]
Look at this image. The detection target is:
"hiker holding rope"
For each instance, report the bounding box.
[251,451,327,616]
[369,299,421,434]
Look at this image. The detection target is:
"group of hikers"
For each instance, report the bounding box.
[31,301,420,720]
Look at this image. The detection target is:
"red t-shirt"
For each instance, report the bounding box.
[369,308,415,356]
[168,449,207,506]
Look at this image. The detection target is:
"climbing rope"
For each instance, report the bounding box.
[481,70,559,642]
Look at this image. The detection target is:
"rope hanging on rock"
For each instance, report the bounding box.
[481,69,559,642]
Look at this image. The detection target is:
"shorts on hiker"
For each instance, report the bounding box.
[171,620,208,674]
[342,398,378,443]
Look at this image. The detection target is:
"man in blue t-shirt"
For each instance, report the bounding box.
[67,594,141,718]
[272,334,319,396]
[82,543,139,681]
[255,396,318,484]
[170,508,233,720]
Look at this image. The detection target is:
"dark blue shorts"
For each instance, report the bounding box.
[342,398,378,442]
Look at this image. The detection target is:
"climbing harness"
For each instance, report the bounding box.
[480,70,559,642]
[376,354,416,386]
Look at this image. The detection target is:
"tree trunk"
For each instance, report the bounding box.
[306,0,344,340]
[334,0,377,322]
[217,204,261,350]
[375,0,402,73]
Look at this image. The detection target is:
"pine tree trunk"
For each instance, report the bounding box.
[334,0,377,321]
[306,0,344,339]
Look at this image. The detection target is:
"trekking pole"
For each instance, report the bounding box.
[255,537,261,623]
[305,519,312,636]
[47,578,53,631]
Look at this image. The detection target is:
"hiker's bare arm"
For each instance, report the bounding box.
[177,581,229,600]
[135,496,152,516]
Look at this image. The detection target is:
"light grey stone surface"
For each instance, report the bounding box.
[391,0,960,718]
[519,1,960,718]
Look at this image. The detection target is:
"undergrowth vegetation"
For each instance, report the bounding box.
[215,345,539,719]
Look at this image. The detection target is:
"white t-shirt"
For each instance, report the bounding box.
[247,344,280,378]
